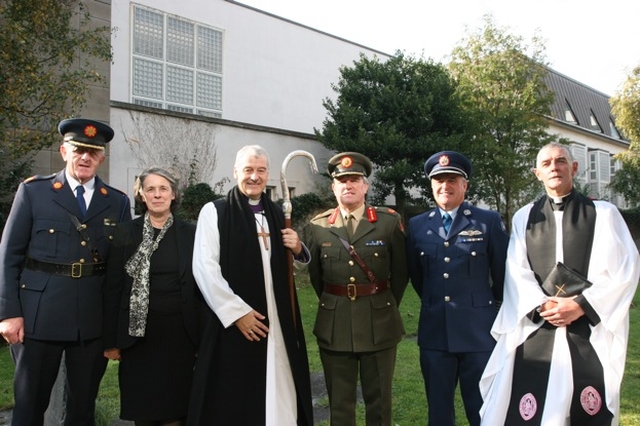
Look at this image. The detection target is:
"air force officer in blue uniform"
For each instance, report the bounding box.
[0,118,131,425]
[406,151,508,426]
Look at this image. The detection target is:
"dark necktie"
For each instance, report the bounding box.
[76,185,87,217]
[346,214,355,238]
[442,212,452,233]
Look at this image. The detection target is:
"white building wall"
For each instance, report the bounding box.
[110,0,387,133]
[110,106,333,213]
[109,0,388,202]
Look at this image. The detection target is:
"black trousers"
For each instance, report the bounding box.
[10,337,108,426]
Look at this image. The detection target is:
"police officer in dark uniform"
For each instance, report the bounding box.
[406,151,508,426]
[303,152,408,426]
[0,118,131,425]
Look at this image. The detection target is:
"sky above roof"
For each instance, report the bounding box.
[240,0,639,96]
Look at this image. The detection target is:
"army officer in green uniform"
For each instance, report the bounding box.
[303,152,408,426]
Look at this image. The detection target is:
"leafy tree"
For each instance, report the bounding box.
[0,0,111,228]
[448,15,559,229]
[177,182,224,223]
[315,52,468,216]
[609,66,640,207]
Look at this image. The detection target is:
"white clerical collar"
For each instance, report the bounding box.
[550,195,569,204]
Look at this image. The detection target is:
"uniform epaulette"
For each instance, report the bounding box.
[373,206,401,217]
[311,208,335,221]
[101,184,128,197]
[23,173,56,184]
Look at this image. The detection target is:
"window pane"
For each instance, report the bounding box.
[133,58,163,99]
[133,98,163,109]
[133,7,164,59]
[167,17,194,66]
[131,6,222,116]
[167,104,194,114]
[166,65,194,104]
[197,72,222,110]
[198,26,223,72]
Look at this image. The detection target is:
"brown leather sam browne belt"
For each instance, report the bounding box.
[324,281,389,301]
[26,257,106,278]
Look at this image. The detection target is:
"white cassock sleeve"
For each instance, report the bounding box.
[192,202,252,328]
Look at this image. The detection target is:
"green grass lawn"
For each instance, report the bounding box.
[1,274,639,425]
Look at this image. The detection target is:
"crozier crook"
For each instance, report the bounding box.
[280,150,318,330]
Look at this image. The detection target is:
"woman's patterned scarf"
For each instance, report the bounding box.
[125,211,174,337]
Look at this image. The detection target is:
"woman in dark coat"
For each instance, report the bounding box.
[104,167,201,426]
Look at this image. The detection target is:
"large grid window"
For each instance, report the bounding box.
[132,4,223,117]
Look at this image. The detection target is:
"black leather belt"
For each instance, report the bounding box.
[324,281,389,301]
[25,257,106,278]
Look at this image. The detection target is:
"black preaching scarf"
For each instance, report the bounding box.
[525,190,595,282]
[188,187,312,426]
[504,190,612,426]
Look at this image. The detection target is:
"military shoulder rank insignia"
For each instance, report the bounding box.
[328,208,340,225]
[367,206,378,222]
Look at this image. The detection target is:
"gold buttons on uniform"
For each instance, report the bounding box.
[374,253,379,257]
[348,260,354,266]
[81,241,87,246]
[79,258,85,264]
[443,273,449,279]
[444,241,450,247]
[444,296,450,302]
[49,229,55,234]
[349,277,356,283]
[444,257,450,263]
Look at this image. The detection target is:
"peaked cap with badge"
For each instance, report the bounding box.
[58,118,115,150]
[0,117,131,423]
[424,150,472,179]
[328,152,372,178]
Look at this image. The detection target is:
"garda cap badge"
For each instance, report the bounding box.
[439,155,450,166]
[84,125,98,138]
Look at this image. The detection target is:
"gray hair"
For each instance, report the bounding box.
[133,167,181,213]
[537,142,574,165]
[235,145,270,169]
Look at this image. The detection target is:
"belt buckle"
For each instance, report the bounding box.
[71,263,82,278]
[347,284,357,301]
